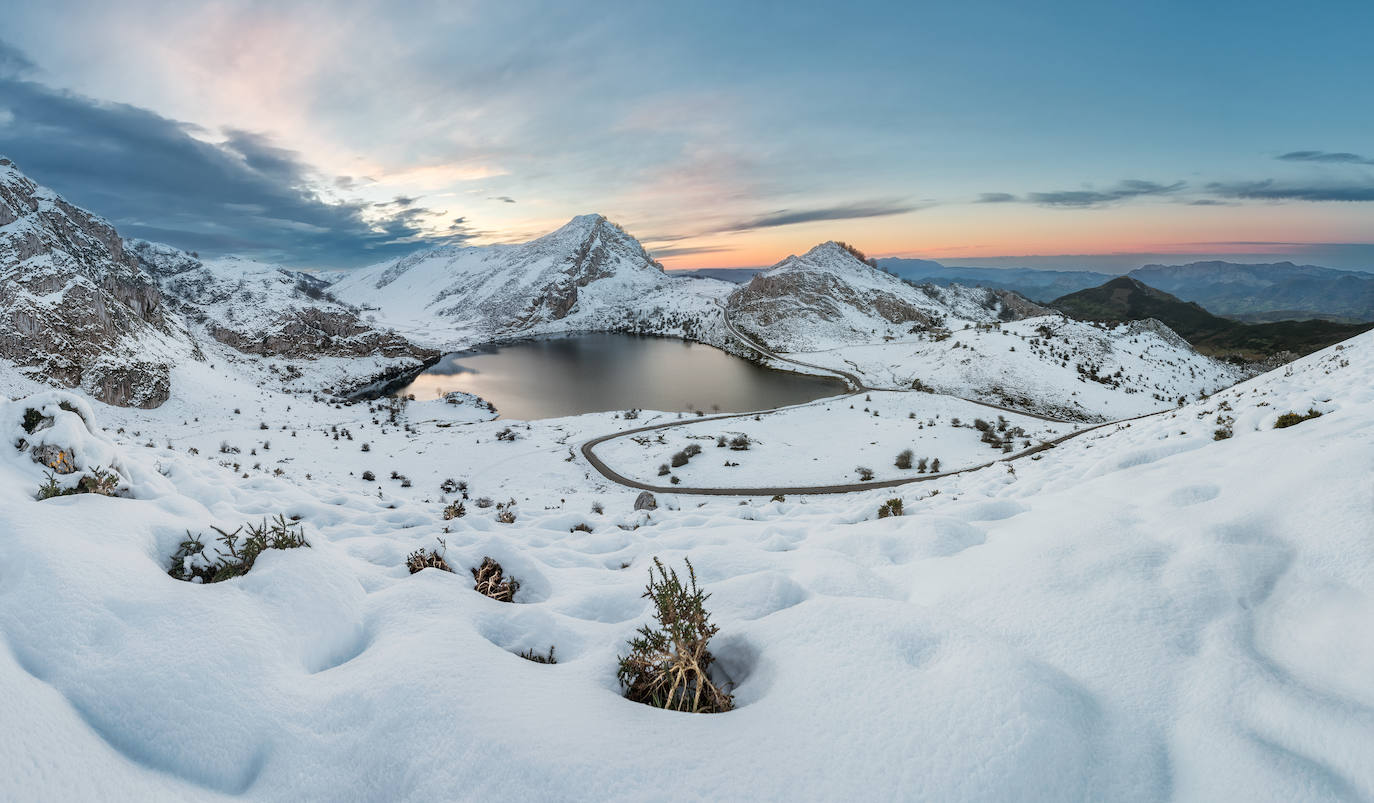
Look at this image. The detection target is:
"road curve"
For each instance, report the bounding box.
[579,303,1165,496]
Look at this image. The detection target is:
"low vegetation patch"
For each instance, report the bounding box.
[168,515,310,584]
[878,498,903,518]
[617,557,733,714]
[36,466,121,500]
[1274,408,1322,429]
[407,539,453,574]
[471,557,520,602]
[519,645,557,664]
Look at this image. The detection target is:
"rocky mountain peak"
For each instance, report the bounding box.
[0,158,176,407]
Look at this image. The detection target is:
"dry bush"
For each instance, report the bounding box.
[518,645,557,664]
[617,557,733,714]
[471,557,520,602]
[407,538,453,574]
[443,501,466,520]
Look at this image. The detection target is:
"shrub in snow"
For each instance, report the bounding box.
[930,457,941,472]
[916,457,929,473]
[168,515,309,584]
[856,466,875,481]
[895,449,913,470]
[219,441,240,454]
[475,496,494,508]
[519,645,557,664]
[406,539,453,574]
[1213,428,1233,441]
[617,557,733,714]
[716,435,727,447]
[878,498,904,518]
[670,451,689,468]
[471,557,520,602]
[591,501,604,515]
[361,470,376,482]
[361,443,371,452]
[670,476,681,485]
[496,427,517,442]
[443,501,466,520]
[571,522,593,533]
[496,508,517,524]
[658,463,671,476]
[36,466,121,500]
[1274,408,1322,428]
[729,434,750,451]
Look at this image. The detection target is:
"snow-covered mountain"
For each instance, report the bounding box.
[330,214,732,349]
[0,157,191,407]
[725,241,1051,352]
[723,241,1244,420]
[129,241,436,367]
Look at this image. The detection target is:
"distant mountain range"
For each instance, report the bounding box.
[1127,261,1374,323]
[875,259,1113,302]
[871,257,1373,322]
[1051,276,1373,360]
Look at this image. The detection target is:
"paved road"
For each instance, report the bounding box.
[579,304,1162,496]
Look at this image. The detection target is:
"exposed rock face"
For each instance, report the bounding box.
[725,242,1052,352]
[633,491,658,511]
[0,158,179,407]
[126,241,438,365]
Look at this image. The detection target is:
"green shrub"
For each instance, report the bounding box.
[35,466,120,501]
[169,515,309,583]
[617,557,733,713]
[878,498,903,518]
[1274,408,1322,429]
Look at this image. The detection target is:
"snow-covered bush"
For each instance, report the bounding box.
[406,539,453,574]
[471,557,520,602]
[617,557,733,714]
[167,515,310,584]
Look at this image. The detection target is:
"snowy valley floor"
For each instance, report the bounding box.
[1,334,1372,801]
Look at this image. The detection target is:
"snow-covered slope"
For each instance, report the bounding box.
[0,157,192,407]
[786,316,1245,420]
[723,241,1244,420]
[330,214,732,349]
[725,241,1050,352]
[129,240,437,387]
[0,323,1369,800]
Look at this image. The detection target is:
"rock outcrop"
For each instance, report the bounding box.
[0,158,179,407]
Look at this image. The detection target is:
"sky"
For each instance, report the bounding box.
[1,0,1372,271]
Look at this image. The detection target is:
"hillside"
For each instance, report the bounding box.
[726,242,1049,353]
[330,215,732,350]
[1128,260,1374,322]
[0,158,438,403]
[876,258,1113,301]
[0,311,1368,800]
[0,158,192,407]
[1052,276,1373,360]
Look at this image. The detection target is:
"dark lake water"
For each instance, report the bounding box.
[392,333,847,420]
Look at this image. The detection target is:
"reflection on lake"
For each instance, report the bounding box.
[393,333,847,420]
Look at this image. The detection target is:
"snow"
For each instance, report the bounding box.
[2,312,1371,800]
[592,390,1073,487]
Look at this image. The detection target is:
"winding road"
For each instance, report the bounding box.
[579,304,1160,496]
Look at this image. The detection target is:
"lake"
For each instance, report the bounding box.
[391,333,847,420]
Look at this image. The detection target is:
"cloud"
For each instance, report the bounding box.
[0,44,469,267]
[976,192,1016,203]
[0,40,34,79]
[722,200,920,231]
[1025,180,1186,208]
[1276,150,1374,166]
[1207,180,1374,202]
[489,196,516,203]
[648,244,735,258]
[1186,199,1233,206]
